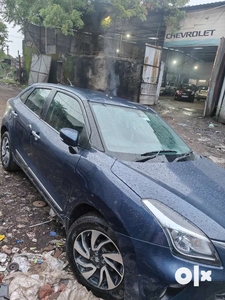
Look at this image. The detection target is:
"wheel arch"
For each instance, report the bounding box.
[66,203,101,230]
[1,125,8,136]
[66,202,129,238]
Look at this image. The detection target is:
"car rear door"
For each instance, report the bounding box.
[12,87,53,171]
[26,89,88,214]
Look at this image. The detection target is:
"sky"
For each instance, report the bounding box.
[7,24,23,58]
[5,0,225,57]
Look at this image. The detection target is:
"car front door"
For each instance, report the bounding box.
[27,90,88,214]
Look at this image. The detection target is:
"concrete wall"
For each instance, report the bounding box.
[52,54,142,101]
[24,23,144,101]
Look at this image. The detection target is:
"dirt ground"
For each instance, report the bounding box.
[155,95,225,169]
[0,84,225,298]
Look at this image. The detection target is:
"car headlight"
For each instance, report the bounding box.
[142,199,221,266]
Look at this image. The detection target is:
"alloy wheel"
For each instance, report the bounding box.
[74,229,124,291]
[1,135,10,167]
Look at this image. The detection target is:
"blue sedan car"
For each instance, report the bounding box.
[1,83,225,300]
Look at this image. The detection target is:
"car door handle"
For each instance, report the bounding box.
[31,131,40,140]
[11,111,18,117]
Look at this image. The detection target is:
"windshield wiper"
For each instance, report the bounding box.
[136,150,177,162]
[173,151,193,162]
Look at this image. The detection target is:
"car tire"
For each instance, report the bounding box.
[67,213,124,300]
[1,131,19,171]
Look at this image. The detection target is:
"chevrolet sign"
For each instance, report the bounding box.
[164,6,225,48]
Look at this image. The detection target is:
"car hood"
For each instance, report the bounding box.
[111,156,225,241]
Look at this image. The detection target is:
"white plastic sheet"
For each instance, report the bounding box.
[5,252,101,300]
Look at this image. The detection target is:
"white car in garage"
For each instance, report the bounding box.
[195,86,208,101]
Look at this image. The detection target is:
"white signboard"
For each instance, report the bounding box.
[164,5,225,47]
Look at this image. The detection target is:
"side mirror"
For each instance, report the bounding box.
[60,128,79,147]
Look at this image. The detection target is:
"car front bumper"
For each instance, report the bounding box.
[116,233,225,300]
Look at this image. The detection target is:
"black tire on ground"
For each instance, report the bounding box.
[67,213,124,300]
[1,131,19,171]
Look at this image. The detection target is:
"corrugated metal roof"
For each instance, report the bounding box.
[185,1,225,10]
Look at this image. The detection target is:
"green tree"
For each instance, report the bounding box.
[0,20,8,49]
[3,0,93,34]
[2,0,189,35]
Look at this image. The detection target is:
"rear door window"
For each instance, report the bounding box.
[24,88,51,117]
[20,88,33,103]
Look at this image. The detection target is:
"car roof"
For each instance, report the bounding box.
[30,83,154,112]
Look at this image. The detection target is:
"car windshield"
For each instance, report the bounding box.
[91,103,191,162]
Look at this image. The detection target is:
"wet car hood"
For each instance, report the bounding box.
[111,156,225,241]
